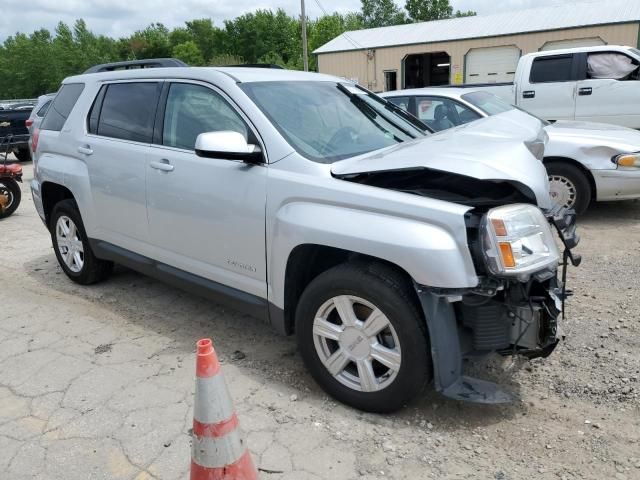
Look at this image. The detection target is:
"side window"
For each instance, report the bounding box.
[162,83,248,150]
[451,101,482,125]
[530,55,574,83]
[37,100,52,117]
[40,83,85,131]
[415,97,480,131]
[386,96,410,113]
[97,82,160,143]
[587,52,639,81]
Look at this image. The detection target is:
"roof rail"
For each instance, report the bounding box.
[83,58,188,74]
[221,64,285,69]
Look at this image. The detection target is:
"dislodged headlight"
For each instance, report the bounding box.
[613,152,640,168]
[481,204,560,279]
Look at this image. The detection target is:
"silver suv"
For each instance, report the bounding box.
[31,60,579,412]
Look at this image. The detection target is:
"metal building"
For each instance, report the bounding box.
[314,0,640,92]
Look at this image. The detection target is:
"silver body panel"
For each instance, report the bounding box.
[32,68,551,310]
[382,87,640,203]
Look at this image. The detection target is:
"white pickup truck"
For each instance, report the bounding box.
[476,45,640,129]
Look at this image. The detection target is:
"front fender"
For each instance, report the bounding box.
[268,201,479,308]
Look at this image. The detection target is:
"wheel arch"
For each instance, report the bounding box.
[543,156,597,200]
[41,182,76,226]
[277,244,422,335]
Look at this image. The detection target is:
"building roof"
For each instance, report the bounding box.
[314,0,640,54]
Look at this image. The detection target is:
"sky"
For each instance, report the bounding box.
[0,0,571,41]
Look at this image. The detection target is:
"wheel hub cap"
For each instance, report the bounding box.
[548,175,577,209]
[312,295,401,393]
[55,215,84,273]
[340,327,371,359]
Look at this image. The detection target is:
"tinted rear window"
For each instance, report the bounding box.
[40,84,84,131]
[37,100,52,117]
[530,55,574,83]
[97,82,160,143]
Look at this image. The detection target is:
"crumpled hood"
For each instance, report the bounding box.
[546,120,640,152]
[332,111,552,209]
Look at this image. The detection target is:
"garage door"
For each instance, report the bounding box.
[465,46,521,84]
[541,37,605,51]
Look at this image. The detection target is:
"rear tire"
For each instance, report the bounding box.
[0,179,21,219]
[50,199,113,284]
[14,148,31,163]
[295,262,432,413]
[546,161,591,214]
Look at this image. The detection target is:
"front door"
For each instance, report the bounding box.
[145,81,268,299]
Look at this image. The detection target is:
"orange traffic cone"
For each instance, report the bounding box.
[190,338,258,480]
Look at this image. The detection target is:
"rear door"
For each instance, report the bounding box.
[84,81,161,249]
[518,53,578,122]
[574,51,640,128]
[145,81,267,299]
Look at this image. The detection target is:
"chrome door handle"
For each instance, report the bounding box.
[77,145,93,155]
[150,160,174,172]
[522,90,535,99]
[578,87,592,96]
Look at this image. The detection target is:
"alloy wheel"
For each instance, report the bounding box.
[55,215,84,273]
[312,295,401,392]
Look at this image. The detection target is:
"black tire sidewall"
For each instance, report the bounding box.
[546,162,591,214]
[14,148,31,163]
[0,179,21,219]
[295,264,431,413]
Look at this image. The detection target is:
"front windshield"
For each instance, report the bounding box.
[462,91,515,115]
[240,81,427,163]
[462,90,550,126]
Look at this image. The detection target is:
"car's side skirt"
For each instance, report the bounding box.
[89,239,272,325]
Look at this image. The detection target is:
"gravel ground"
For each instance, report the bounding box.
[1,161,639,480]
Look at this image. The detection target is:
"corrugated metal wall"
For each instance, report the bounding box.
[317,23,640,92]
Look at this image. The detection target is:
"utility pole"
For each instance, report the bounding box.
[301,0,309,71]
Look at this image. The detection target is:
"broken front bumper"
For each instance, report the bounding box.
[414,206,580,404]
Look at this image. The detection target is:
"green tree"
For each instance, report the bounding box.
[124,23,171,59]
[454,9,476,17]
[185,19,225,61]
[361,0,406,28]
[172,41,205,65]
[405,0,476,22]
[224,9,298,64]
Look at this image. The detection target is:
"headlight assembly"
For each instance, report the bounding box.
[481,204,560,280]
[613,152,640,168]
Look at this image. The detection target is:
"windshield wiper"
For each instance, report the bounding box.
[337,83,418,139]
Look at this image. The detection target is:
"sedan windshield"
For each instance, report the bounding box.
[240,81,427,163]
[461,91,515,115]
[462,90,550,126]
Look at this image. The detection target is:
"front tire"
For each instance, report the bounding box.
[0,179,21,219]
[50,199,113,284]
[295,262,432,413]
[546,161,591,214]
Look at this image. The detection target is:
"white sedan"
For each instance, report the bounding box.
[381,87,640,214]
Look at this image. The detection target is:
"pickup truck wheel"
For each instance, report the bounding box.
[0,179,21,219]
[295,263,431,413]
[50,199,113,284]
[14,148,31,163]
[546,162,591,214]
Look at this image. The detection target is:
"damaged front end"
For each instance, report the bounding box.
[414,205,580,404]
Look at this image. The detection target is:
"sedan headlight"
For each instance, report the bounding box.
[481,204,560,279]
[613,152,640,168]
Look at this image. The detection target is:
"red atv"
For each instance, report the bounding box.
[0,135,24,219]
